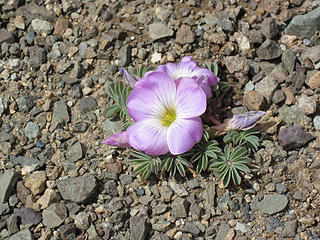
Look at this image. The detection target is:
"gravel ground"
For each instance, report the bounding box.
[0,0,320,239]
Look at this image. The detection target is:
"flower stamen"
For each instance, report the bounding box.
[161,108,176,127]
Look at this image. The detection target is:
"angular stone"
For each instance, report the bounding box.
[37,188,60,209]
[243,90,267,110]
[255,76,278,102]
[53,17,69,36]
[29,46,47,68]
[24,121,40,140]
[152,220,171,232]
[278,125,313,150]
[272,89,285,105]
[59,223,76,240]
[31,19,53,35]
[50,100,69,132]
[16,181,31,205]
[300,45,320,63]
[261,18,279,39]
[172,197,190,218]
[281,87,295,105]
[257,194,288,215]
[297,95,317,115]
[307,71,320,89]
[257,39,282,60]
[203,182,215,207]
[8,229,33,240]
[119,45,132,67]
[24,171,47,195]
[57,174,97,204]
[65,142,83,162]
[7,215,19,235]
[282,49,296,73]
[159,186,173,203]
[17,95,34,113]
[16,3,56,22]
[77,97,97,114]
[16,207,42,226]
[224,56,248,73]
[285,7,320,38]
[282,220,298,237]
[148,23,174,40]
[74,212,90,230]
[0,170,19,203]
[176,25,195,44]
[10,155,43,168]
[42,202,67,228]
[0,29,15,43]
[130,216,149,240]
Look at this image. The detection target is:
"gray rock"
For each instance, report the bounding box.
[255,76,278,102]
[235,222,253,234]
[130,216,149,240]
[24,122,40,140]
[265,216,285,231]
[282,220,298,237]
[216,223,230,240]
[78,97,97,114]
[103,119,123,136]
[282,49,296,73]
[159,186,173,203]
[16,207,42,226]
[190,203,203,220]
[10,155,43,168]
[278,125,313,150]
[7,215,18,235]
[151,233,169,240]
[0,202,9,215]
[119,174,132,185]
[66,142,83,162]
[187,179,200,189]
[152,220,171,232]
[50,100,69,132]
[261,18,279,39]
[16,3,56,22]
[57,174,97,204]
[278,105,311,125]
[0,170,19,203]
[74,212,90,230]
[119,45,132,67]
[285,7,320,38]
[204,13,218,27]
[257,39,282,60]
[0,97,8,115]
[300,45,320,63]
[42,202,67,228]
[256,194,288,215]
[203,182,215,207]
[8,229,33,240]
[314,116,320,130]
[217,20,234,32]
[153,204,167,215]
[29,46,47,68]
[148,23,174,40]
[87,224,102,240]
[272,89,285,104]
[172,197,190,218]
[298,95,317,115]
[0,29,15,43]
[168,180,188,197]
[31,19,53,35]
[17,95,34,113]
[218,191,239,212]
[59,223,76,239]
[182,222,200,235]
[176,25,195,44]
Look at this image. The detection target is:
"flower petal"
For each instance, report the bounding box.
[194,68,220,85]
[227,111,265,130]
[181,56,194,62]
[167,117,203,155]
[175,77,207,118]
[132,72,176,110]
[127,87,164,121]
[127,118,169,155]
[102,131,130,147]
[120,68,137,88]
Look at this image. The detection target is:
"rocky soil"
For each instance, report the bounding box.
[0,0,320,239]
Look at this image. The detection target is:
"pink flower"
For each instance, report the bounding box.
[146,56,219,98]
[102,131,130,147]
[126,72,206,155]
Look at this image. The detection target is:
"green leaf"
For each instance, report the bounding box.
[103,105,121,118]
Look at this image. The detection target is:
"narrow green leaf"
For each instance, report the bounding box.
[103,105,121,118]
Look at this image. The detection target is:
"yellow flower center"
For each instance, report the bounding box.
[161,108,176,127]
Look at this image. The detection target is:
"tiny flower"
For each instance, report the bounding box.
[212,111,265,135]
[102,131,130,147]
[146,56,219,98]
[227,111,265,130]
[120,68,137,88]
[126,72,207,155]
